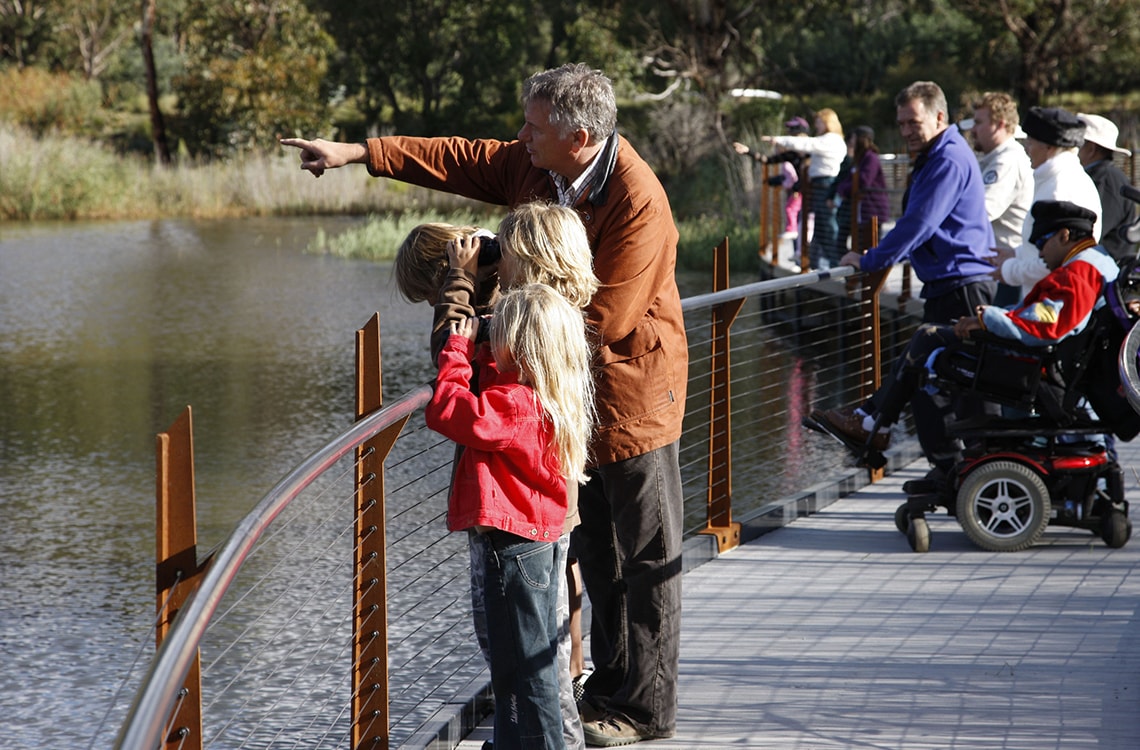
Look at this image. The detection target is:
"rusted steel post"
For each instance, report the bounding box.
[352,314,410,750]
[155,406,205,750]
[700,239,744,552]
[859,267,890,482]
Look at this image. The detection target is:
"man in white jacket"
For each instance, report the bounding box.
[991,106,1102,300]
[968,92,1033,305]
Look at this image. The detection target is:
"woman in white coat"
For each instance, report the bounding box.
[763,108,848,268]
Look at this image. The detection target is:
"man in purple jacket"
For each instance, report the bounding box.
[819,81,997,481]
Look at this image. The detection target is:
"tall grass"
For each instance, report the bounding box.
[0,123,484,221]
[1,123,761,272]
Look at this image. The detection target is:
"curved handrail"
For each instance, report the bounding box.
[116,263,867,749]
[115,384,435,750]
[680,265,854,313]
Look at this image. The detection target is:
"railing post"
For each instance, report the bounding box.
[700,238,744,552]
[155,406,205,750]
[353,314,412,750]
[859,268,890,482]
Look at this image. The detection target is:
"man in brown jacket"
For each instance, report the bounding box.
[282,63,686,747]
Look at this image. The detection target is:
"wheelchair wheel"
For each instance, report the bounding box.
[907,516,931,553]
[895,503,910,534]
[1101,509,1133,549]
[955,460,1050,552]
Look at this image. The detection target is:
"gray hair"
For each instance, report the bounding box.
[522,63,617,144]
[896,81,948,120]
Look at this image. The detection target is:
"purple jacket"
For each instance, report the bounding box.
[837,150,889,224]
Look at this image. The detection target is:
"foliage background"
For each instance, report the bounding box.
[3,0,1140,227]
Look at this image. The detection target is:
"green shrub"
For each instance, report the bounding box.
[0,68,105,136]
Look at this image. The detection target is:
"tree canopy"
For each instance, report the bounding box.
[3,0,1140,164]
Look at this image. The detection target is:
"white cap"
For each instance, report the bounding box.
[1077,112,1131,156]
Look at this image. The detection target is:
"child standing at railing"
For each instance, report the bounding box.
[394,202,599,750]
[425,283,595,750]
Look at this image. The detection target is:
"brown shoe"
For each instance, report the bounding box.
[818,408,890,452]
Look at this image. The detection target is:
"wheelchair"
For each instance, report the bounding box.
[889,274,1140,553]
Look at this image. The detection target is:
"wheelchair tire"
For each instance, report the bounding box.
[907,517,931,553]
[1101,509,1132,549]
[895,503,910,534]
[956,460,1050,552]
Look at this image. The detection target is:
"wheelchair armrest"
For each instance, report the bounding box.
[966,328,1055,358]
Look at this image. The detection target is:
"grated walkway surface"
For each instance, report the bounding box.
[454,437,1140,750]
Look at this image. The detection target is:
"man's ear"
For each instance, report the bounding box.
[570,127,590,152]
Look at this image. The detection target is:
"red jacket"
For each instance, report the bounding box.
[425,334,567,540]
[365,134,687,466]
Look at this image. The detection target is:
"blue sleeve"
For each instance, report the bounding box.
[860,154,970,272]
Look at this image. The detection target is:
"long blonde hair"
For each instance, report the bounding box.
[497,202,599,309]
[394,222,478,302]
[491,284,596,483]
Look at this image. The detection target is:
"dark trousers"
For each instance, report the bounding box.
[809,177,839,268]
[866,280,996,469]
[573,442,683,737]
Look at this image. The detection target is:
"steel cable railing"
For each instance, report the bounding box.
[113,266,925,750]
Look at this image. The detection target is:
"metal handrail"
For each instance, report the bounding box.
[117,263,882,750]
[680,265,855,312]
[115,385,434,750]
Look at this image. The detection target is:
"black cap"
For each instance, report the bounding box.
[1022,106,1085,148]
[1029,200,1097,244]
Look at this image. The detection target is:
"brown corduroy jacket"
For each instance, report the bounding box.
[366,134,687,467]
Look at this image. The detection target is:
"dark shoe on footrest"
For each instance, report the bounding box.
[805,408,890,453]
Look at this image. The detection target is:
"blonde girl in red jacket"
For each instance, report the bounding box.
[426,283,595,750]
[398,202,599,749]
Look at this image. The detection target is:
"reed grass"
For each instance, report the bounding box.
[1,123,760,272]
[0,123,482,221]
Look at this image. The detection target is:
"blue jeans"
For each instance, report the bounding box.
[480,529,565,750]
[469,532,583,749]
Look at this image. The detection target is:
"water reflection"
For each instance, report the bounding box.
[0,217,435,747]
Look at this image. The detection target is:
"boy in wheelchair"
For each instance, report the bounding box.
[810,200,1138,550]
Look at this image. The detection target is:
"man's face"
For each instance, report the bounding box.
[518,99,576,175]
[1037,228,1068,271]
[1024,136,1052,169]
[897,99,944,153]
[971,107,1003,154]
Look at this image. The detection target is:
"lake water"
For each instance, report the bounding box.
[0,217,443,748]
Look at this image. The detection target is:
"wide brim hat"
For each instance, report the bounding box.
[1077,112,1131,156]
[1022,106,1085,148]
[1029,200,1097,244]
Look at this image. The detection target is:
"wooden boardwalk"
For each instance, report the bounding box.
[449,436,1140,750]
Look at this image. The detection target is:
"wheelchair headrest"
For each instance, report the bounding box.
[1106,258,1140,331]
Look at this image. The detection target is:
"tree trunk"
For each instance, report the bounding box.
[141,0,172,165]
